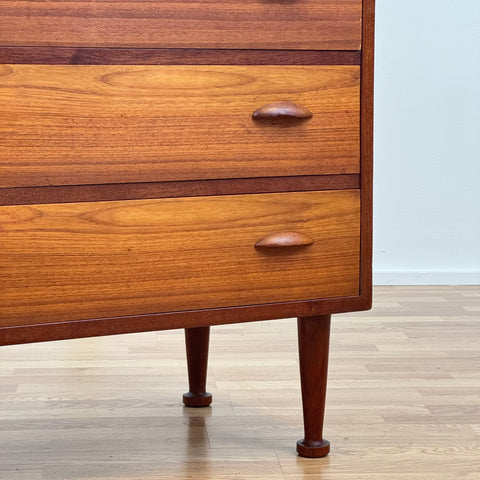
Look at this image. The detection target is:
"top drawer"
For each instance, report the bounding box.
[0,1,362,50]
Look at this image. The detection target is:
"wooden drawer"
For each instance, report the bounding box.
[0,1,362,50]
[0,65,360,188]
[0,190,360,328]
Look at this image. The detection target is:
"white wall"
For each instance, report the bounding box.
[373,0,480,285]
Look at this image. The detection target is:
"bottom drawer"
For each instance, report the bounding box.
[0,190,360,327]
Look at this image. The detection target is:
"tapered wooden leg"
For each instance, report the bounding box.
[296,315,331,458]
[183,326,213,407]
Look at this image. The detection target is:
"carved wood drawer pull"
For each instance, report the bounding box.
[252,101,313,120]
[255,231,315,249]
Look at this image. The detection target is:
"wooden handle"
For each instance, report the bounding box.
[255,231,315,249]
[252,101,313,120]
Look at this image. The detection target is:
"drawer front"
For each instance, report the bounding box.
[0,191,360,327]
[0,65,360,188]
[0,1,362,50]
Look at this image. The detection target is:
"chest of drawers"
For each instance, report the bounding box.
[0,0,374,457]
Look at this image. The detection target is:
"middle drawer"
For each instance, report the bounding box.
[0,65,360,188]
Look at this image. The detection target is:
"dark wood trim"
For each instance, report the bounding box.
[360,0,375,307]
[0,175,360,206]
[0,47,361,65]
[0,294,371,347]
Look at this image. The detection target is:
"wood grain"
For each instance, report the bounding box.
[0,0,362,50]
[0,65,360,188]
[0,191,360,329]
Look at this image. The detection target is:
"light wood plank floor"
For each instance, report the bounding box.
[1,286,479,479]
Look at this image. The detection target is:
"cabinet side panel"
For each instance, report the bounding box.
[360,0,375,305]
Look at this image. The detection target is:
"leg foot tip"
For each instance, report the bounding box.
[296,439,330,458]
[183,392,212,408]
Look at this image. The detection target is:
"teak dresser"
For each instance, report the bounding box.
[0,0,374,457]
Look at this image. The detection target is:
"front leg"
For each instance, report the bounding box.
[183,326,213,407]
[296,315,331,457]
